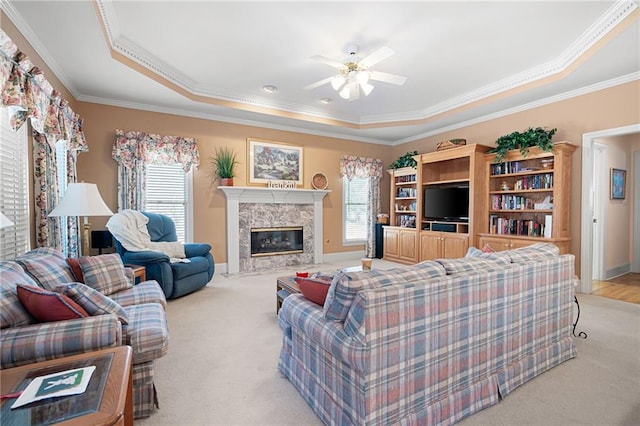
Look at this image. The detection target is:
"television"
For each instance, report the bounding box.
[423,185,469,222]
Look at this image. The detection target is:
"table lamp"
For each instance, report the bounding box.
[48,183,113,256]
[0,212,14,229]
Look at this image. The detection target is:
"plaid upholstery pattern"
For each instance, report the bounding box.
[79,254,133,295]
[15,251,76,290]
[133,361,158,418]
[0,261,37,329]
[56,283,130,324]
[505,242,560,263]
[0,315,121,369]
[323,261,446,321]
[436,255,510,275]
[122,303,169,364]
[279,255,577,425]
[110,281,167,310]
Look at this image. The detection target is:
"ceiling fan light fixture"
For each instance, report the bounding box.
[339,85,351,99]
[331,75,346,90]
[361,81,374,96]
[356,71,370,85]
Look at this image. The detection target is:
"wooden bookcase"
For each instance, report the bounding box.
[478,141,576,253]
[384,167,419,263]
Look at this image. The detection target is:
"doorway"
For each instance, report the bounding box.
[580,124,640,293]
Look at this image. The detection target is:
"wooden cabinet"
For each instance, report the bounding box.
[478,141,576,254]
[387,167,418,229]
[420,231,469,261]
[383,226,418,263]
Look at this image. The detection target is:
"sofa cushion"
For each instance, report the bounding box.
[295,276,332,306]
[0,261,37,329]
[170,257,210,280]
[323,261,446,321]
[15,248,76,290]
[122,303,169,364]
[437,256,511,275]
[109,281,167,310]
[505,243,560,263]
[79,254,132,295]
[56,282,129,325]
[16,283,89,322]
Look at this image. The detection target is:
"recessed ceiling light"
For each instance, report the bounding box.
[319,98,332,104]
[262,85,278,93]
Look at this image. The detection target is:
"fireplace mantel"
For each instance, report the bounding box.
[220,186,330,273]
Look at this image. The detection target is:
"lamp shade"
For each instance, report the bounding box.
[0,212,14,229]
[48,183,113,217]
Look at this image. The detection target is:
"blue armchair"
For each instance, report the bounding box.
[112,212,214,299]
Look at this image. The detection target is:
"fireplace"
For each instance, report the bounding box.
[251,227,303,257]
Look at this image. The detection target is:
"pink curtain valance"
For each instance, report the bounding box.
[0,29,87,153]
[113,129,200,172]
[340,155,384,180]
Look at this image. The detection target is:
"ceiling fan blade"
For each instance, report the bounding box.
[304,76,334,91]
[310,55,346,70]
[369,70,407,86]
[359,46,394,68]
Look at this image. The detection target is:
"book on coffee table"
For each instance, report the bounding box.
[11,366,96,409]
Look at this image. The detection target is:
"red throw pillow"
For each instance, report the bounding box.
[67,258,84,282]
[16,284,89,322]
[295,276,332,306]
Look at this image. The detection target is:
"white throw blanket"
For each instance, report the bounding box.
[106,210,187,261]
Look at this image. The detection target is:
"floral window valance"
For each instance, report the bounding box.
[113,129,200,172]
[340,155,384,180]
[0,30,87,153]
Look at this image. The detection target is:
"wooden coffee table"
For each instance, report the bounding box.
[1,346,133,426]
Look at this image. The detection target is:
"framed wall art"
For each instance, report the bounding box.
[248,139,303,185]
[610,168,626,200]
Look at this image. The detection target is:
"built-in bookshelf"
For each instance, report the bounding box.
[479,141,576,253]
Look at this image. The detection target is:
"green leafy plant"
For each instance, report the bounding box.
[490,127,557,163]
[209,147,239,180]
[388,151,418,169]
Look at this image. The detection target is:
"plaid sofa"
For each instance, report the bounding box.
[0,248,169,419]
[278,243,577,425]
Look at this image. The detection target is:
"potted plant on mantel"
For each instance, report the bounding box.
[210,147,239,187]
[490,126,557,163]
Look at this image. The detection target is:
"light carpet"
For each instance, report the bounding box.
[138,258,640,426]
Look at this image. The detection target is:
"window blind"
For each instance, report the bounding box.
[343,177,369,243]
[0,108,30,259]
[145,163,187,242]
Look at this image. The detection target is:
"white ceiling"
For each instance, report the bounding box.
[3,1,639,145]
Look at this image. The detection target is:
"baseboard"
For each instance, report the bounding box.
[605,263,631,280]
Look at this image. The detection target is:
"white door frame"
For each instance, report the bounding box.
[634,150,640,273]
[591,142,607,281]
[580,123,640,293]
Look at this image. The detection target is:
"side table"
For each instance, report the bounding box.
[125,264,146,283]
[1,346,133,426]
[276,276,300,314]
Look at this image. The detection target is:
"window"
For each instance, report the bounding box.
[342,177,369,244]
[145,163,193,242]
[0,108,30,259]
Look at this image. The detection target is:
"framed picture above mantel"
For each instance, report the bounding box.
[248,139,303,185]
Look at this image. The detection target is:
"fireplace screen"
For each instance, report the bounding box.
[250,226,303,257]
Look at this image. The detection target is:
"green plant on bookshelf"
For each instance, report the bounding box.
[388,151,418,169]
[491,127,557,163]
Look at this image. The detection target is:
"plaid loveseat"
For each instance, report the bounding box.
[278,243,577,425]
[0,247,169,419]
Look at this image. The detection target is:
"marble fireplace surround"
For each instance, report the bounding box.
[220,187,330,274]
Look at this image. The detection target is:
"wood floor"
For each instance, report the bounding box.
[592,273,640,304]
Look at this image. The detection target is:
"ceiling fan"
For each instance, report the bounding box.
[305,45,407,101]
